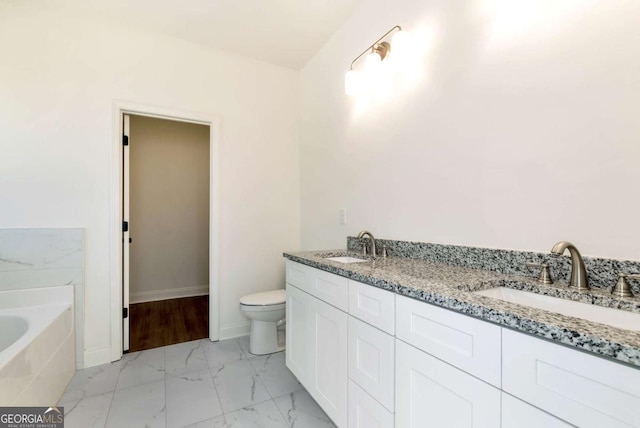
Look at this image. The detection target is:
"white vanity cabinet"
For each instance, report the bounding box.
[501,393,573,428]
[286,262,395,428]
[396,295,501,387]
[395,339,501,428]
[395,295,501,428]
[285,283,311,385]
[285,261,348,427]
[286,259,640,428]
[309,292,348,425]
[502,329,640,428]
[348,316,395,413]
[347,280,396,428]
[349,380,394,428]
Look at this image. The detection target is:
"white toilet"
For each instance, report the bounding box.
[240,289,286,355]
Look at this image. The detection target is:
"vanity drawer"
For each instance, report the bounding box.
[348,316,395,411]
[285,259,309,289]
[349,380,394,428]
[286,260,349,312]
[348,280,395,335]
[502,393,573,428]
[502,329,640,428]
[395,295,501,387]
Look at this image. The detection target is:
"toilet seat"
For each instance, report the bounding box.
[240,289,286,306]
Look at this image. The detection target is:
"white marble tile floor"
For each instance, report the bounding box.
[58,336,336,428]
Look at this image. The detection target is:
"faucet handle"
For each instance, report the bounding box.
[361,243,368,256]
[525,262,554,284]
[612,272,640,298]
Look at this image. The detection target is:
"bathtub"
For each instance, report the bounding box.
[0,285,75,406]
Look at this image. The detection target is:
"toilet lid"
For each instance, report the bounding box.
[240,289,286,306]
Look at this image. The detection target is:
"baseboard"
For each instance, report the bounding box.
[83,346,112,368]
[130,285,209,304]
[219,321,251,340]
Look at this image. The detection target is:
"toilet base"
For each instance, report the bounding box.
[249,319,286,355]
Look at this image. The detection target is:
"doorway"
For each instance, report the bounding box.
[110,101,220,361]
[123,114,211,352]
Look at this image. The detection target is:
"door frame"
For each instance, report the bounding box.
[110,100,220,362]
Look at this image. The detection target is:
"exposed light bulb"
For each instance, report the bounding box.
[344,69,361,96]
[365,51,382,87]
[391,30,412,62]
[364,51,382,71]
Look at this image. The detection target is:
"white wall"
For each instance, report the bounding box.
[299,0,640,261]
[0,3,300,366]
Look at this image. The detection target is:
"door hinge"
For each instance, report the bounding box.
[122,221,128,232]
[123,307,128,318]
[123,135,129,146]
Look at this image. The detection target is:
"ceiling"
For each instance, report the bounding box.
[51,0,362,70]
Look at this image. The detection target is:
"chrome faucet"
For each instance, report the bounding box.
[357,230,377,257]
[550,241,589,291]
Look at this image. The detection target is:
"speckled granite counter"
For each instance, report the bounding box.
[283,249,640,368]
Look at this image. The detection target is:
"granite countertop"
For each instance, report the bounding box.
[284,249,640,368]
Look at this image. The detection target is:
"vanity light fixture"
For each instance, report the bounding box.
[345,25,411,96]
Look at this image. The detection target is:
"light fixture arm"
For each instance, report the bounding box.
[349,25,402,70]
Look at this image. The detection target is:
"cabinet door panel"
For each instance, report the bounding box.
[311,296,348,427]
[285,284,311,384]
[349,380,394,428]
[502,393,573,428]
[348,280,395,334]
[396,295,501,387]
[503,329,640,428]
[395,340,500,428]
[348,317,395,411]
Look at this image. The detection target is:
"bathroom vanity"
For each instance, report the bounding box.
[283,240,640,428]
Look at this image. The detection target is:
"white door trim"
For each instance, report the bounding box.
[122,114,131,352]
[110,100,220,362]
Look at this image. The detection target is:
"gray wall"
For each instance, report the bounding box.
[129,115,210,302]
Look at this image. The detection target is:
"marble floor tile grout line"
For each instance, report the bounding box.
[103,389,116,428]
[246,351,292,425]
[57,336,334,428]
[207,338,228,424]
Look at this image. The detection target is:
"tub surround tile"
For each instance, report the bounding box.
[211,359,271,413]
[0,268,83,290]
[0,228,84,272]
[166,369,223,428]
[284,239,640,368]
[0,228,85,369]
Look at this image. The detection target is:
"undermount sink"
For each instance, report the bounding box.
[325,256,368,264]
[474,287,640,332]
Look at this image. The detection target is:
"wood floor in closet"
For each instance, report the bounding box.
[128,295,209,352]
